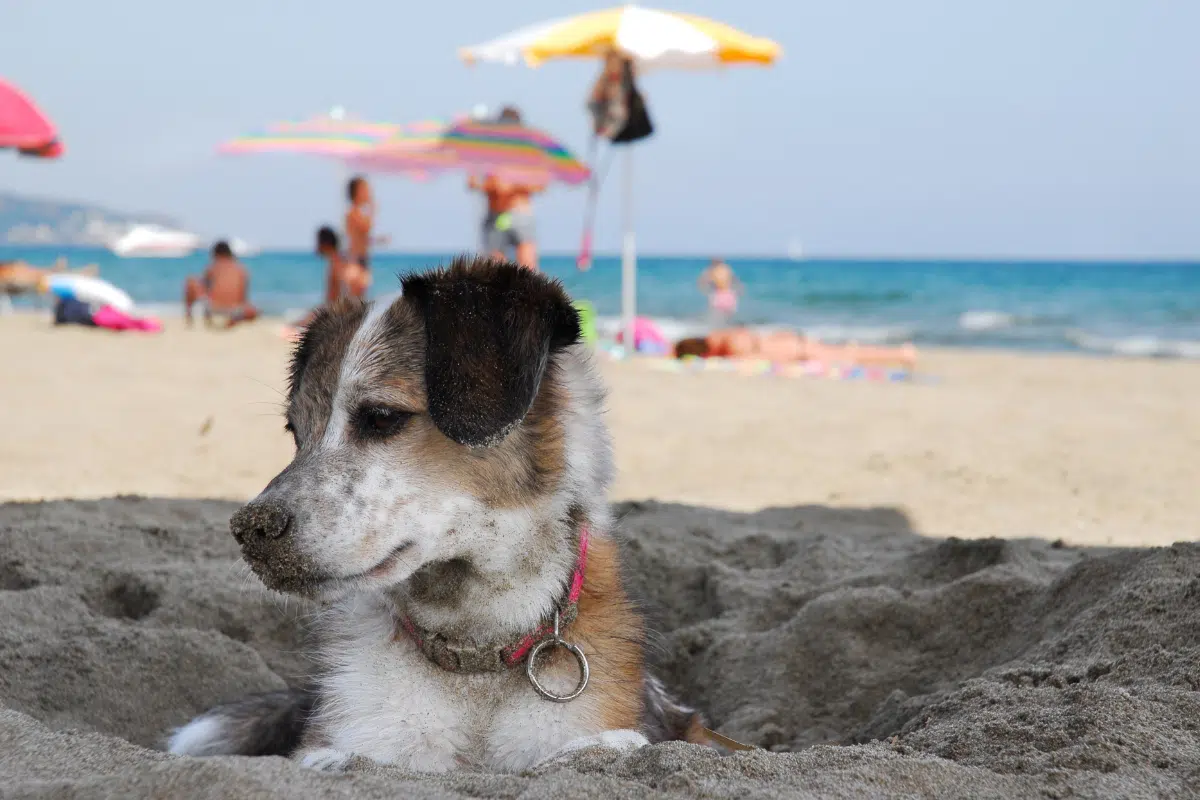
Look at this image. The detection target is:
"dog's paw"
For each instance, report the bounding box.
[297,747,355,773]
[542,729,650,765]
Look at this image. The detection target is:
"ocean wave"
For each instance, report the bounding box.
[1067,331,1200,359]
[957,310,1074,332]
[959,310,1017,331]
[795,290,911,307]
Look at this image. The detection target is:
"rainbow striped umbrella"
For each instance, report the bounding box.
[348,118,462,176]
[218,110,400,159]
[359,119,590,186]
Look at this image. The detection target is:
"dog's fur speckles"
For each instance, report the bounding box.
[167,257,704,773]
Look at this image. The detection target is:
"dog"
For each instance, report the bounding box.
[167,256,706,773]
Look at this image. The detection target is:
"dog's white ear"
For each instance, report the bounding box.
[401,256,580,448]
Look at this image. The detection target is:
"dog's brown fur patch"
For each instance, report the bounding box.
[562,531,645,731]
[404,362,568,509]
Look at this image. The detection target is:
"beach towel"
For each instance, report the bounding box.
[92,305,163,333]
[614,317,669,354]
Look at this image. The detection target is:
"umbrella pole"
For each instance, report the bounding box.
[620,147,637,357]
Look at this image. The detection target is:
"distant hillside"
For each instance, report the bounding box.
[0,192,183,246]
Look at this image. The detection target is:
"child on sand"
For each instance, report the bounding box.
[698,258,742,323]
[317,226,369,304]
[183,241,259,328]
[286,227,371,337]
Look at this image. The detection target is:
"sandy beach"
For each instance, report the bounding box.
[2,314,1197,545]
[3,314,1200,797]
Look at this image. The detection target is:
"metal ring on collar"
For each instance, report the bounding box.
[525,611,590,702]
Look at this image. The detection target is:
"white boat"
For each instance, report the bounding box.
[108,224,201,258]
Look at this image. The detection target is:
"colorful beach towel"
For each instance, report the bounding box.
[597,345,919,383]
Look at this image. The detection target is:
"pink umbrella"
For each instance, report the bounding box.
[1,79,63,158]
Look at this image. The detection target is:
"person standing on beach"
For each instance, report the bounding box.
[468,106,544,271]
[698,258,742,324]
[183,241,258,328]
[344,176,388,271]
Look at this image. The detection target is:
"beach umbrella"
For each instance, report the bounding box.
[356,118,590,186]
[459,5,780,69]
[1,79,64,158]
[218,107,400,160]
[347,118,464,178]
[460,6,781,353]
[218,107,427,226]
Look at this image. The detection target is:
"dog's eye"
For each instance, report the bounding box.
[283,420,300,447]
[354,405,412,439]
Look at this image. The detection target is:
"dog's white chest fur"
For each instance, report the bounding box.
[308,603,634,773]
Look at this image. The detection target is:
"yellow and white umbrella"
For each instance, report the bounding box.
[461,6,780,354]
[460,5,780,69]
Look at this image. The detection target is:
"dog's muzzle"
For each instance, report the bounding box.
[230,499,323,593]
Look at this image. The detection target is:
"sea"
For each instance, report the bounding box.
[5,247,1200,359]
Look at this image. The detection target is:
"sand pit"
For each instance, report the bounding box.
[2,497,1198,798]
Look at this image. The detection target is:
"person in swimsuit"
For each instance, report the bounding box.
[288,227,371,335]
[675,327,918,369]
[184,241,259,328]
[468,106,545,271]
[317,226,370,303]
[698,258,742,323]
[344,176,388,270]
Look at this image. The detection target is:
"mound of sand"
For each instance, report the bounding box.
[2,498,1198,798]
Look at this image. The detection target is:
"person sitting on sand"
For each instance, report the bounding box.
[317,226,369,304]
[676,327,918,369]
[184,241,259,328]
[698,258,742,323]
[344,175,388,270]
[287,227,372,336]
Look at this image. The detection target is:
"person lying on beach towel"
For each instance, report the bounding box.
[675,327,917,369]
[184,241,259,328]
[1,258,98,297]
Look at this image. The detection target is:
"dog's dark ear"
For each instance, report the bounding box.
[401,256,580,447]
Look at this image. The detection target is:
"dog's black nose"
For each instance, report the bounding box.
[230,500,292,544]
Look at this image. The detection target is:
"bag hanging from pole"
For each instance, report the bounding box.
[579,61,653,268]
[611,61,653,144]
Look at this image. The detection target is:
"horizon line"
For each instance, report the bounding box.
[8,243,1200,265]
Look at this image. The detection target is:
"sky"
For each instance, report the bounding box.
[2,1,1197,258]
